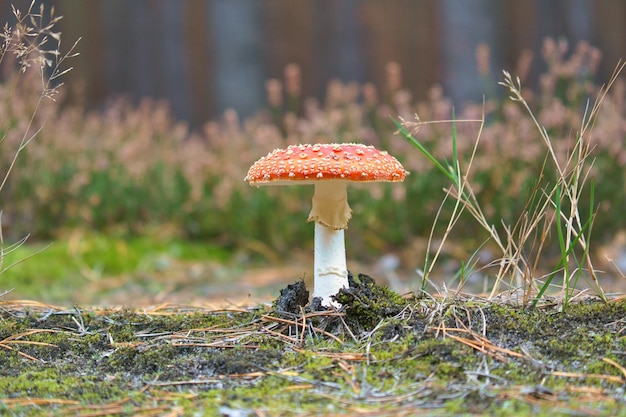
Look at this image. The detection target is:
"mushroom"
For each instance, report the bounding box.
[244,143,408,307]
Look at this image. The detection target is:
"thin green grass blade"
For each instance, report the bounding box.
[584,181,606,301]
[554,184,570,303]
[393,118,458,184]
[458,238,489,286]
[451,108,458,166]
[532,209,594,307]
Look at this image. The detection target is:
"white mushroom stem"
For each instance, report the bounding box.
[308,181,351,307]
[313,223,348,306]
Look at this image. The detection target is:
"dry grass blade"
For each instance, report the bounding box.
[551,370,625,384]
[70,406,171,417]
[436,325,525,362]
[139,303,255,315]
[0,398,79,409]
[500,389,560,409]
[566,385,618,402]
[149,372,265,387]
[63,385,175,417]
[0,328,59,362]
[293,348,369,362]
[260,322,303,345]
[601,357,626,380]
[161,319,266,348]
[0,299,63,312]
[499,383,623,415]
[171,341,260,349]
[261,313,345,345]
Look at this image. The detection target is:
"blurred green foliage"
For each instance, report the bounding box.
[1,233,229,302]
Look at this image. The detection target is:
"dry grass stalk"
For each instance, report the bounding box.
[262,312,345,345]
[444,330,525,362]
[0,2,78,289]
[401,58,625,306]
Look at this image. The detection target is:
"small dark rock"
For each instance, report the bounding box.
[309,296,326,312]
[274,280,309,314]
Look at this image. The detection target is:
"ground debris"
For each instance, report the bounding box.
[273,279,309,315]
[1,279,626,416]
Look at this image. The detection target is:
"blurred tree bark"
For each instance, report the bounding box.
[594,2,626,77]
[208,0,265,118]
[0,0,622,127]
[441,0,501,102]
[183,1,214,126]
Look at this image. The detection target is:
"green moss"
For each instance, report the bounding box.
[0,369,127,404]
[1,296,625,415]
[333,272,409,331]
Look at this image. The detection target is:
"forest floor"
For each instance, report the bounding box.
[1,273,625,416]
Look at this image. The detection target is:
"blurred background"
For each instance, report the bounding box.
[0,0,625,305]
[2,0,625,125]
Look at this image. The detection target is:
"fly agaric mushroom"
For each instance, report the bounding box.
[244,143,408,307]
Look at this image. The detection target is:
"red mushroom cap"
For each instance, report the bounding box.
[244,143,408,185]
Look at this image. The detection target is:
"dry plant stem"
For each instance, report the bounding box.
[405,108,537,299]
[421,191,454,287]
[501,71,566,181]
[406,63,623,303]
[495,66,623,302]
[449,126,529,295]
[0,2,79,241]
[570,63,626,293]
[421,115,533,296]
[1,5,56,191]
[411,115,485,290]
[423,186,464,291]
